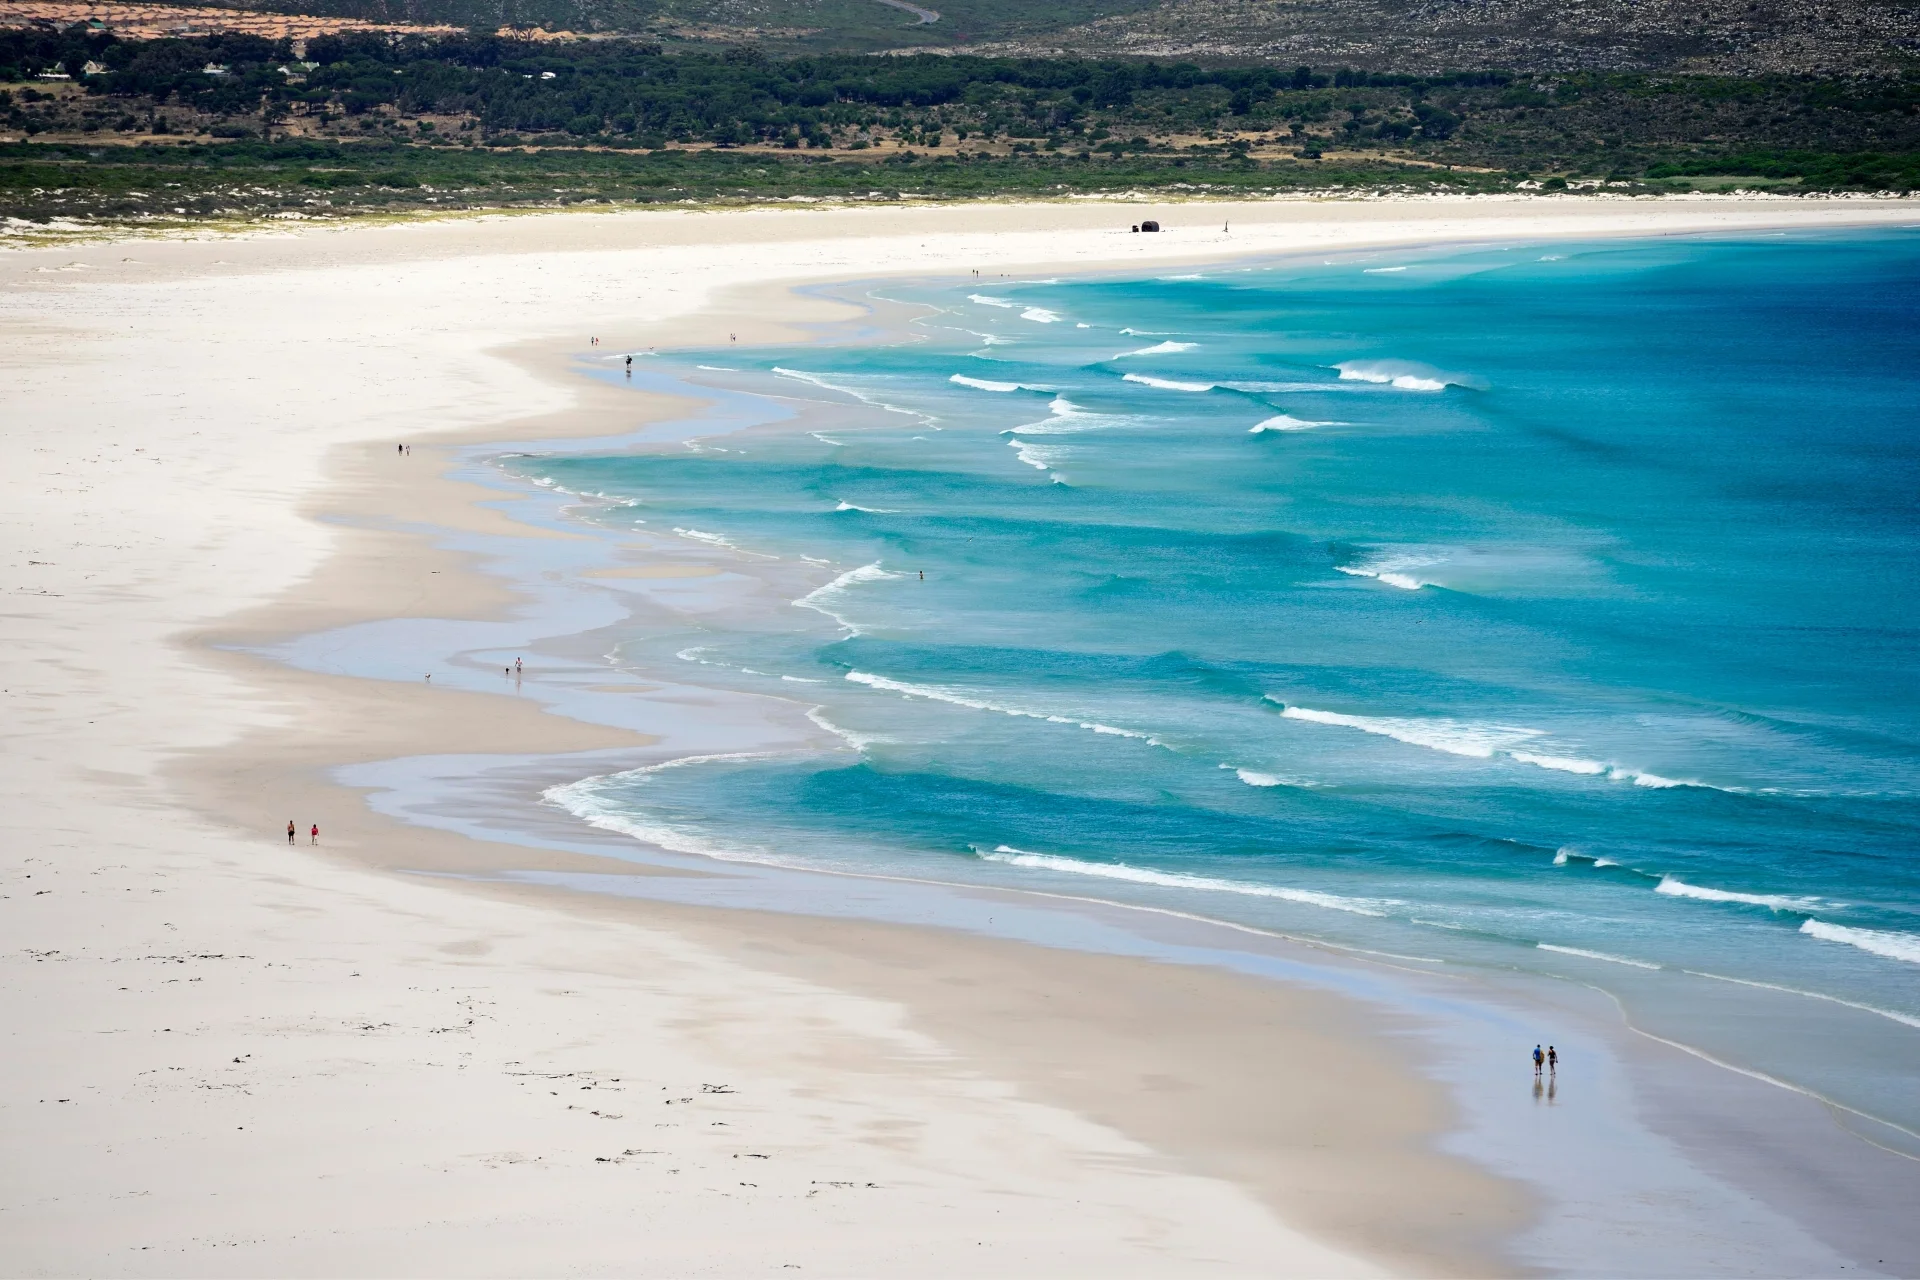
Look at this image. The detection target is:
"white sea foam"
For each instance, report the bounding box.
[806,706,887,751]
[1234,768,1292,787]
[793,563,901,635]
[810,432,846,446]
[949,374,1030,392]
[1251,415,1342,433]
[1655,876,1825,912]
[672,527,735,549]
[1334,547,1448,589]
[1799,920,1920,965]
[1553,847,1619,867]
[694,364,736,371]
[1270,697,1729,790]
[1123,372,1215,392]
[1113,340,1199,359]
[1021,307,1062,323]
[1511,751,1610,776]
[1538,943,1662,969]
[1335,359,1484,392]
[1275,702,1542,758]
[834,501,899,513]
[1008,438,1068,470]
[1005,396,1135,438]
[1362,266,1408,273]
[545,756,793,869]
[773,366,929,424]
[970,294,1016,308]
[980,847,1392,916]
[845,670,1159,745]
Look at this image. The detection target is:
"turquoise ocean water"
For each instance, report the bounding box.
[511,230,1920,1135]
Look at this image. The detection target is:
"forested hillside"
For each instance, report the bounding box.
[3,25,1916,225]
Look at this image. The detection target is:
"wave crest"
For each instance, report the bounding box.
[1123,372,1215,392]
[1113,340,1199,359]
[1655,876,1825,912]
[1335,359,1485,392]
[979,847,1393,916]
[1799,920,1920,965]
[1251,415,1342,433]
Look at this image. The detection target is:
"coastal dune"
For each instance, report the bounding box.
[4,195,1916,1275]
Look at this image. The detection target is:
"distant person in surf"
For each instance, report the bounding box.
[1548,1046,1558,1073]
[310,823,319,845]
[286,820,295,845]
[1533,1045,1545,1075]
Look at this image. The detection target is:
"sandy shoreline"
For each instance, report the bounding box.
[6,194,1919,1276]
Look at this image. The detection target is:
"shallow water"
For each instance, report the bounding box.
[508,230,1920,1138]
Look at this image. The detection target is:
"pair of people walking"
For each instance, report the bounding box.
[286,820,318,845]
[1532,1044,1559,1075]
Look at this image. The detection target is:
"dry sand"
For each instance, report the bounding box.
[5,194,1917,1276]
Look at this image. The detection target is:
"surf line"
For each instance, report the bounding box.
[540,764,1453,977]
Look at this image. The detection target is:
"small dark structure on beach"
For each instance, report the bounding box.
[1140,219,1161,232]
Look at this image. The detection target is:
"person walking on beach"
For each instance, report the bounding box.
[286,819,295,845]
[514,657,522,674]
[1548,1046,1558,1073]
[1533,1045,1545,1076]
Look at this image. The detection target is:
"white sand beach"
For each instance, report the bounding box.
[4,194,1917,1276]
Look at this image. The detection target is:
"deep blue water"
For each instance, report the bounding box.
[510,230,1920,1132]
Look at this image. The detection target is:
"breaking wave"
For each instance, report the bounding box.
[1275,702,1542,758]
[1114,340,1199,359]
[1334,359,1485,392]
[1251,415,1342,433]
[1123,372,1216,392]
[1655,876,1826,912]
[844,670,1160,746]
[1800,920,1920,965]
[1021,307,1063,323]
[978,847,1393,916]
[970,294,1016,308]
[792,563,901,635]
[950,373,1052,393]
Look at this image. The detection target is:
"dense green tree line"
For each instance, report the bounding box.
[2,27,1518,145]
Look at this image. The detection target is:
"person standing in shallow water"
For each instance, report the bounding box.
[286,820,295,845]
[1548,1046,1559,1073]
[1533,1044,1545,1075]
[310,823,319,845]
